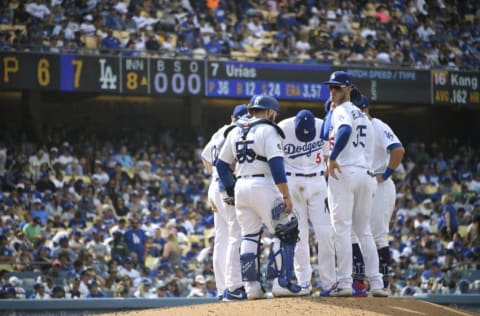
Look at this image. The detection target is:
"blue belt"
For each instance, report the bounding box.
[286,171,324,177]
[237,174,265,179]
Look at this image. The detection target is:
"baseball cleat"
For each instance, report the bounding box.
[223,287,247,301]
[271,278,309,297]
[371,288,390,297]
[352,280,368,297]
[298,285,312,296]
[320,283,353,297]
[247,288,267,300]
[329,287,353,297]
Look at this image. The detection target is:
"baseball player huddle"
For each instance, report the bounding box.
[201,71,405,301]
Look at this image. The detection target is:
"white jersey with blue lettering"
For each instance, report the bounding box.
[327,100,383,292]
[201,124,230,180]
[278,116,336,291]
[329,101,374,170]
[218,117,286,297]
[201,123,244,294]
[371,118,402,174]
[369,117,402,251]
[218,118,284,178]
[278,117,328,174]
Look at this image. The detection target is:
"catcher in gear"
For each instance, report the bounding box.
[216,95,306,299]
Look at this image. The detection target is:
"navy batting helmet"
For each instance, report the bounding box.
[248,95,280,113]
[349,85,362,104]
[322,71,352,87]
[232,104,248,119]
[354,95,369,110]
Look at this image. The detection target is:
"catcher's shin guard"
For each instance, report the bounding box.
[240,229,263,282]
[271,199,301,293]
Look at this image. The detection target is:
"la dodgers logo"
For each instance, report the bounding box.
[284,140,324,159]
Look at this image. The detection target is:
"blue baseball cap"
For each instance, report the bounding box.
[322,71,353,87]
[294,109,316,143]
[232,104,248,119]
[248,95,280,113]
[354,95,369,110]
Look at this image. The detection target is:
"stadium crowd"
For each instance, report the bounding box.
[0,0,479,69]
[0,126,478,299]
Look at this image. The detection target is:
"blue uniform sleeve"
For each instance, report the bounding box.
[320,110,332,141]
[216,159,235,194]
[387,143,402,152]
[329,125,352,160]
[268,156,287,184]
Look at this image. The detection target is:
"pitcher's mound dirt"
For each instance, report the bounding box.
[101,297,477,316]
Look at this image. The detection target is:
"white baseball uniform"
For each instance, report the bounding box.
[201,124,243,295]
[370,118,402,248]
[278,116,336,290]
[327,101,384,291]
[218,118,284,296]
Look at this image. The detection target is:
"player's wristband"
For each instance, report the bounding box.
[282,196,289,200]
[382,167,395,181]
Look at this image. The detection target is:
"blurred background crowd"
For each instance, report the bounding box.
[0,126,478,299]
[0,0,479,301]
[0,0,479,69]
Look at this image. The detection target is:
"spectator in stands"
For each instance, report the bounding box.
[162,231,182,268]
[86,229,108,264]
[155,281,167,297]
[92,161,110,185]
[50,285,66,298]
[35,172,56,193]
[438,193,459,238]
[421,260,445,291]
[458,279,472,294]
[165,278,183,297]
[466,213,480,247]
[28,148,48,182]
[51,236,76,263]
[400,273,422,296]
[8,276,25,299]
[118,256,140,284]
[204,276,217,298]
[134,278,155,298]
[187,274,206,297]
[22,216,43,243]
[15,245,34,272]
[124,217,147,264]
[0,234,14,266]
[68,211,87,230]
[100,28,121,53]
[2,285,17,299]
[114,145,134,169]
[86,279,105,298]
[29,283,50,299]
[33,245,51,273]
[26,0,51,21]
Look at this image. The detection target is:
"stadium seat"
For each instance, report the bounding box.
[83,36,98,49]
[230,51,247,61]
[0,263,14,271]
[465,14,475,22]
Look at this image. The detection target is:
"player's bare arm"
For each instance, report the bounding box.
[376,145,405,184]
[276,182,292,213]
[327,159,342,180]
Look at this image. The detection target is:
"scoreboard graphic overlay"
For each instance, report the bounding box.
[1,52,478,106]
